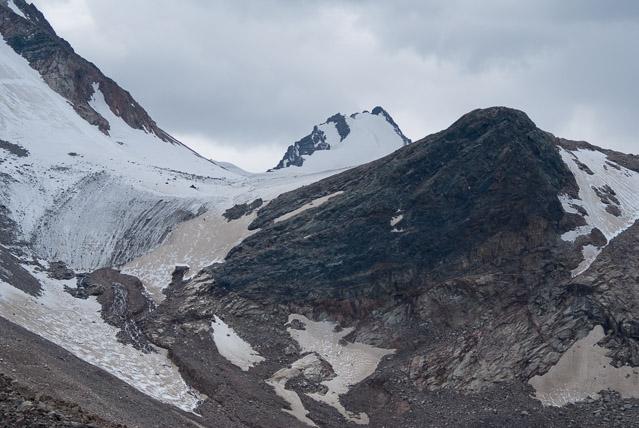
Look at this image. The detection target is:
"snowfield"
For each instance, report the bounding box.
[558,148,639,276]
[269,314,394,426]
[211,315,264,371]
[0,264,202,412]
[530,325,639,406]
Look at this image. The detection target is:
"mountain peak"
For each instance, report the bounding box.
[371,105,412,145]
[271,106,411,172]
[439,106,538,142]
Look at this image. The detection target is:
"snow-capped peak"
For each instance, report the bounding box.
[271,107,411,173]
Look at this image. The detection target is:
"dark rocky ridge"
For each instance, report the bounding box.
[371,106,412,145]
[142,107,639,427]
[327,113,350,141]
[0,0,189,148]
[222,198,263,221]
[0,245,41,295]
[223,107,580,303]
[273,123,333,170]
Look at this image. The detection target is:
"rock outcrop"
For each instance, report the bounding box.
[68,268,156,352]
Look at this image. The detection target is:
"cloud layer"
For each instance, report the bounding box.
[31,0,638,171]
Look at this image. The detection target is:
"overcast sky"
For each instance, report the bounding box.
[30,0,638,172]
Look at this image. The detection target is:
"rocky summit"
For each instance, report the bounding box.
[1,1,639,428]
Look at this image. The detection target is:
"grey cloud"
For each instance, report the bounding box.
[31,0,638,169]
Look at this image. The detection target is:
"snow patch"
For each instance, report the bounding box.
[122,209,256,303]
[7,0,26,19]
[529,325,639,406]
[571,245,601,277]
[211,315,264,371]
[390,214,403,227]
[317,121,341,148]
[0,265,201,412]
[270,314,394,426]
[390,213,404,232]
[266,354,322,427]
[274,191,344,224]
[559,148,639,276]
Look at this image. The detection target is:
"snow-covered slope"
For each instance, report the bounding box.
[0,36,249,269]
[558,147,639,276]
[272,107,411,174]
[0,265,201,412]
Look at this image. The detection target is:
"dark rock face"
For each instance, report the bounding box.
[0,196,19,245]
[0,1,180,144]
[0,246,41,296]
[0,139,29,158]
[0,373,116,428]
[68,269,155,352]
[272,123,334,170]
[371,106,412,145]
[222,198,263,221]
[575,220,639,367]
[47,261,75,280]
[326,113,350,141]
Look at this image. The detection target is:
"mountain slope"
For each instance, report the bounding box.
[2,2,639,427]
[148,107,639,427]
[0,29,238,269]
[226,107,577,301]
[271,107,411,173]
[0,0,176,141]
[0,3,426,423]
